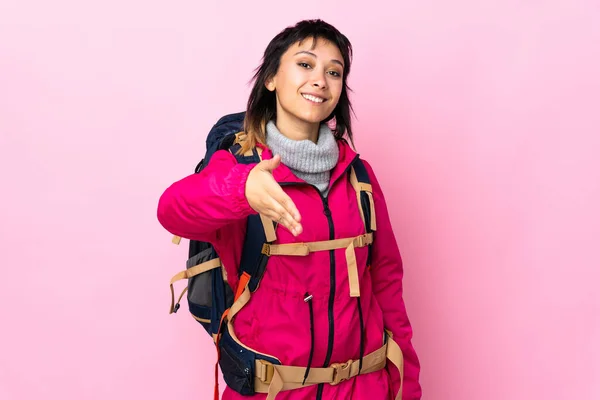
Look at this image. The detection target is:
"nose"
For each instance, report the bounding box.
[310,70,327,89]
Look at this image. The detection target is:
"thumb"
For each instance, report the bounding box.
[261,154,281,172]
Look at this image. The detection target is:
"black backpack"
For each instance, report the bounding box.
[166,111,375,397]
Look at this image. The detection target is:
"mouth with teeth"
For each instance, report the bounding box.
[302,93,326,104]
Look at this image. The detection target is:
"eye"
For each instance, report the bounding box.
[298,62,312,69]
[328,71,342,77]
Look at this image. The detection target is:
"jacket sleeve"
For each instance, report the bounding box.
[157,149,257,242]
[363,160,422,399]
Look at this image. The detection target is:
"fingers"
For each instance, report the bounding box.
[265,207,301,236]
[260,154,281,173]
[249,154,304,236]
[265,196,303,236]
[277,192,301,223]
[273,204,302,235]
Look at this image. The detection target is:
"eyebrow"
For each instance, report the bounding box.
[294,51,344,67]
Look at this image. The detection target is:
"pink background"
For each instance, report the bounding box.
[1,1,599,399]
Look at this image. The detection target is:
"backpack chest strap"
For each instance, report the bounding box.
[261,233,373,297]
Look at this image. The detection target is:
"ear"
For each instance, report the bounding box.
[265,76,276,92]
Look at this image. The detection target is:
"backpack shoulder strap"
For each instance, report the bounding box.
[223,136,276,293]
[227,135,276,249]
[227,132,264,165]
[349,158,376,233]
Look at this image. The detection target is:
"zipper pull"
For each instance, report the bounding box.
[303,292,316,385]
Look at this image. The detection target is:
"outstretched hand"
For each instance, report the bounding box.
[245,155,303,236]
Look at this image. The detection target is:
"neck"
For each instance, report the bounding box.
[273,114,320,143]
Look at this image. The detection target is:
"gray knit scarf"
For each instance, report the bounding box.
[265,120,339,196]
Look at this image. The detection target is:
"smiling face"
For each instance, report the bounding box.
[265,37,345,140]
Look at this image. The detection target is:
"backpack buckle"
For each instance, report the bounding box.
[355,235,365,248]
[330,360,353,385]
[256,360,275,384]
[261,243,271,256]
[354,234,372,248]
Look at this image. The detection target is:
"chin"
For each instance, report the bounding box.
[297,112,331,125]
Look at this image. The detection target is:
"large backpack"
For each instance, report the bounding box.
[166,112,382,399]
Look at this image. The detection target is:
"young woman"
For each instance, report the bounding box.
[158,19,421,400]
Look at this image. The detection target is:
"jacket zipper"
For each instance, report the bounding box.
[279,183,334,400]
[316,195,335,400]
[280,154,359,400]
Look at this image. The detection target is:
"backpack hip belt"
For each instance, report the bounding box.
[254,330,404,400]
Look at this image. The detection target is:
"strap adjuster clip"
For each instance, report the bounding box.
[356,235,365,247]
[256,360,274,383]
[261,243,271,256]
[330,360,353,385]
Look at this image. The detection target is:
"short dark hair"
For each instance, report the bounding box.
[241,19,354,153]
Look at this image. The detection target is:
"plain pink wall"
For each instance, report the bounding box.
[1,1,599,399]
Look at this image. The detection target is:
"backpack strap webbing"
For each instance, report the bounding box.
[261,233,373,298]
[347,158,375,376]
[168,257,222,314]
[253,330,404,400]
[349,158,375,276]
